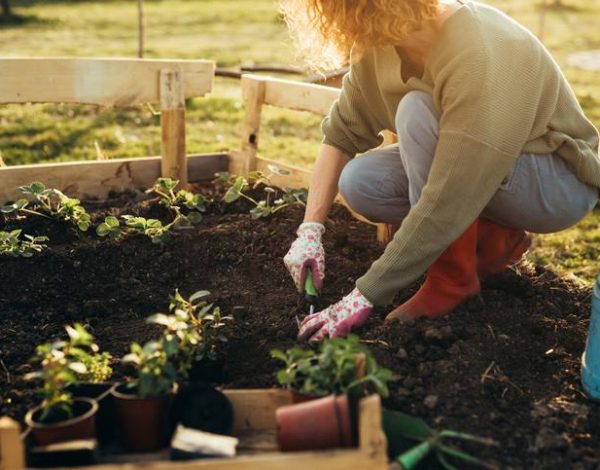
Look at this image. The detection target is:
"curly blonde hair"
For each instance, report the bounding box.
[280,0,441,70]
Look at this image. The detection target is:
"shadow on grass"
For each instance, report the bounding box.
[0,13,58,29]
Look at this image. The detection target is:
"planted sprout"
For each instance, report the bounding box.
[122,340,178,399]
[96,215,177,245]
[146,177,206,224]
[222,165,307,219]
[383,409,499,470]
[271,334,394,398]
[24,324,112,422]
[0,230,48,258]
[1,182,91,232]
[147,289,233,379]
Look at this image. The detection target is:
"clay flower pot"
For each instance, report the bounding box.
[290,390,326,404]
[111,383,174,452]
[276,394,353,452]
[25,397,98,446]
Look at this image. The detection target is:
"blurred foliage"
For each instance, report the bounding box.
[0,0,599,281]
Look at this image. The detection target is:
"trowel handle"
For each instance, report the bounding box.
[304,268,319,304]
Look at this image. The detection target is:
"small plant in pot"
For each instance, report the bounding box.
[24,324,105,446]
[111,340,178,452]
[147,289,232,383]
[271,335,394,453]
[67,345,114,445]
[271,334,394,401]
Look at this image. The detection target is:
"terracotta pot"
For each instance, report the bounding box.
[25,397,98,446]
[111,383,174,452]
[290,390,326,404]
[67,382,115,445]
[276,394,353,452]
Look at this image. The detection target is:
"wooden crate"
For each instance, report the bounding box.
[0,389,388,470]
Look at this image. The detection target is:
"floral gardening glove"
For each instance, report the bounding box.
[297,287,373,343]
[283,222,325,292]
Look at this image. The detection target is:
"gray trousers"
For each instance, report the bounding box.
[339,91,598,234]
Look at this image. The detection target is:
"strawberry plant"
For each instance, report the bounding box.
[25,324,111,422]
[95,216,122,240]
[0,229,48,258]
[1,182,91,232]
[223,165,308,219]
[96,215,184,245]
[146,178,206,224]
[271,335,394,398]
[147,289,232,378]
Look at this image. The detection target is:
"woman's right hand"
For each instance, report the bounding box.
[284,222,326,292]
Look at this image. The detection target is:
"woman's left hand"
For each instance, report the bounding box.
[297,287,373,343]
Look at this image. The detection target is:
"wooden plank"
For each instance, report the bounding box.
[68,449,381,470]
[0,58,214,106]
[358,395,387,463]
[0,153,228,203]
[0,417,25,470]
[160,69,187,186]
[240,76,266,175]
[223,389,292,433]
[256,75,341,116]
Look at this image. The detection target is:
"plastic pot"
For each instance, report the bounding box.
[25,397,98,446]
[111,383,175,452]
[276,394,353,452]
[66,382,115,445]
[188,358,226,384]
[167,382,233,436]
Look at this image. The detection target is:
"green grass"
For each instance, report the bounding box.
[1,0,600,282]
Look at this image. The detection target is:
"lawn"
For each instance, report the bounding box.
[1,0,599,281]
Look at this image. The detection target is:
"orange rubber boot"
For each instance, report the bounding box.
[385,221,480,322]
[477,218,531,280]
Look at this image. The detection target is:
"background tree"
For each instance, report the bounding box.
[1,0,11,18]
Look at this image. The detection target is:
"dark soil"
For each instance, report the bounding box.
[1,183,598,469]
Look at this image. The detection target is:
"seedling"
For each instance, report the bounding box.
[383,409,498,470]
[147,290,233,378]
[146,178,206,224]
[1,182,91,232]
[95,216,122,240]
[122,340,178,398]
[24,323,110,422]
[122,216,174,245]
[271,335,394,398]
[0,229,48,258]
[223,165,307,219]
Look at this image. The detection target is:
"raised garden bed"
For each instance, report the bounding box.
[0,181,598,468]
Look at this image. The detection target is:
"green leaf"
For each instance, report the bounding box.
[187,211,203,224]
[68,362,88,374]
[223,176,246,203]
[190,290,211,303]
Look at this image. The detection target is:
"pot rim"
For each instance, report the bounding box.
[25,397,98,430]
[111,381,176,400]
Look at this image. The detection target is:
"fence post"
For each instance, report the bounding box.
[240,75,266,176]
[160,68,187,187]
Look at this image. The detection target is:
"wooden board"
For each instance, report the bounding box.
[0,154,228,204]
[241,74,340,116]
[0,58,215,106]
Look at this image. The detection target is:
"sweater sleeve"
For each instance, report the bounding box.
[321,55,384,157]
[356,45,547,305]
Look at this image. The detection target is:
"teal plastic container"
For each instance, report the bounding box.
[582,276,600,399]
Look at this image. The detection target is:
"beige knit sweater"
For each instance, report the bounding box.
[321,1,600,305]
